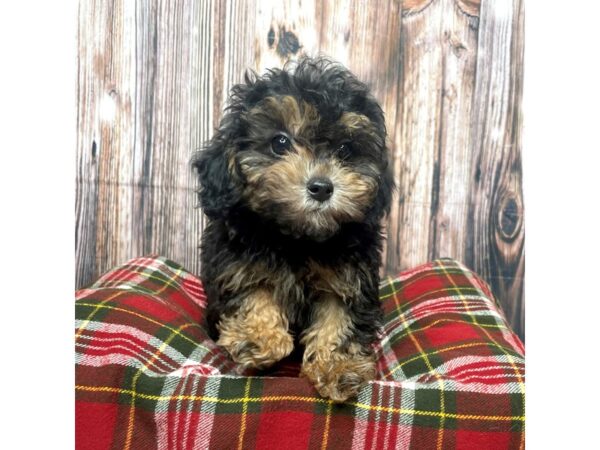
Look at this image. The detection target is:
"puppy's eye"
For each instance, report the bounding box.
[271,135,292,155]
[336,142,352,159]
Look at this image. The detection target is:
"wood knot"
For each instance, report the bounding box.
[267,27,275,48]
[455,0,481,17]
[271,26,300,58]
[495,192,523,242]
[402,0,480,18]
[402,0,434,16]
[444,31,468,58]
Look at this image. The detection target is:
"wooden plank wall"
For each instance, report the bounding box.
[76,0,525,339]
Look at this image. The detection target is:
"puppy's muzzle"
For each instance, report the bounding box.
[307,177,334,202]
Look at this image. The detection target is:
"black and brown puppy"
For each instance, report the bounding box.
[192,57,394,402]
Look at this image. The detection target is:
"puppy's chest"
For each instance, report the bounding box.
[296,260,362,301]
[217,257,361,304]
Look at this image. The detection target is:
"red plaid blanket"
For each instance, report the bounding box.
[75,256,524,450]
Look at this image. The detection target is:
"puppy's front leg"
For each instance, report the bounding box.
[217,289,293,369]
[301,294,376,402]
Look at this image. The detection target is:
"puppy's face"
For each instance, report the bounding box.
[194,59,393,241]
[237,95,384,240]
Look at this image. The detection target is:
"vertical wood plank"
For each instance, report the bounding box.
[141,0,202,277]
[428,2,479,263]
[389,0,479,272]
[76,0,137,287]
[75,0,99,287]
[466,0,525,337]
[130,0,157,267]
[76,0,215,287]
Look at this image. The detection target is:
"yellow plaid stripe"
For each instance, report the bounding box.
[382,267,523,378]
[388,276,447,450]
[436,262,526,450]
[379,268,476,300]
[385,341,522,378]
[388,317,507,347]
[75,385,524,422]
[124,321,194,450]
[75,290,125,341]
[237,378,252,450]
[378,265,467,295]
[91,265,186,295]
[75,302,210,353]
[321,400,334,450]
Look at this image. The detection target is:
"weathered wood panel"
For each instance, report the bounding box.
[466,0,525,336]
[388,0,480,272]
[76,0,524,339]
[76,0,213,283]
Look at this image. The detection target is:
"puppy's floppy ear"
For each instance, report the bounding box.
[192,71,262,219]
[370,154,395,223]
[191,125,241,219]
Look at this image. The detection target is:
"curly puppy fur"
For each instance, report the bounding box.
[192,57,394,402]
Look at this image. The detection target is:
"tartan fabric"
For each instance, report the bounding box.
[75,256,525,450]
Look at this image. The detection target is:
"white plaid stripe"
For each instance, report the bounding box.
[156,377,179,449]
[155,377,221,449]
[91,256,165,288]
[383,295,505,339]
[173,372,194,448]
[90,256,187,294]
[382,384,399,449]
[397,383,416,449]
[194,377,221,449]
[351,382,374,449]
[75,320,185,372]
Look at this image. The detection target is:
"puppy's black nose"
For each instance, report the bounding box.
[307,177,334,202]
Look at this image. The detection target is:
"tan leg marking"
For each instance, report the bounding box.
[217,289,293,370]
[301,295,376,402]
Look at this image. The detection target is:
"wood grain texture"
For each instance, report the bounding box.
[386,0,480,273]
[76,0,525,339]
[466,0,525,337]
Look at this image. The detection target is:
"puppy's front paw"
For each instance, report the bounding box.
[215,289,294,370]
[301,348,376,402]
[217,323,293,370]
